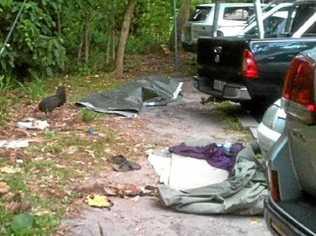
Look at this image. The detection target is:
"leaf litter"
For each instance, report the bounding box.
[0,53,179,234]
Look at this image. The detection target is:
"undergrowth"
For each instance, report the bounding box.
[214,101,244,131]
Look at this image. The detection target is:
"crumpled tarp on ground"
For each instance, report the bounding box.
[77,75,183,117]
[158,142,267,216]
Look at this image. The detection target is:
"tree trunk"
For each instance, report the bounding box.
[115,0,137,79]
[106,32,111,65]
[112,31,116,62]
[84,18,91,64]
[169,0,192,50]
[57,10,62,35]
[77,28,84,64]
[179,0,191,40]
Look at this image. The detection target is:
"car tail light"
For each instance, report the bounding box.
[269,170,281,202]
[242,50,259,80]
[283,56,316,112]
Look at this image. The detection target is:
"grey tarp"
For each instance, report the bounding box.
[158,143,268,216]
[76,75,183,117]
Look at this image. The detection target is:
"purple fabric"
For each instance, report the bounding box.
[169,143,244,172]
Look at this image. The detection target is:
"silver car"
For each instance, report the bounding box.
[182,3,254,51]
[257,99,286,158]
[183,2,293,51]
[265,47,316,235]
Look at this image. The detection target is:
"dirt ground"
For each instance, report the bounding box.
[61,76,271,236]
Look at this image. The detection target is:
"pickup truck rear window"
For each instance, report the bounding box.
[223,7,254,21]
[245,15,288,37]
[190,7,212,22]
[303,22,316,37]
[290,4,316,34]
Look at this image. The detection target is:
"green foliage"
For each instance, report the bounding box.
[0,76,17,92]
[10,213,34,235]
[17,78,46,100]
[134,1,172,48]
[0,96,10,125]
[0,0,65,78]
[80,108,98,123]
[1,0,179,77]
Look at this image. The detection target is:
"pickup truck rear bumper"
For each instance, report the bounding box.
[265,197,314,236]
[193,76,251,102]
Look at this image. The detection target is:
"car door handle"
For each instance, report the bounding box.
[292,129,306,142]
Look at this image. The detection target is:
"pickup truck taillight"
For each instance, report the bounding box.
[242,50,259,80]
[283,56,316,112]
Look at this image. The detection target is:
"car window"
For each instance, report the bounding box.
[265,16,287,36]
[223,7,254,21]
[289,4,316,34]
[303,21,316,37]
[190,7,212,22]
[245,8,290,37]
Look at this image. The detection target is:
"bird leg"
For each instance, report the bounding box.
[45,112,50,120]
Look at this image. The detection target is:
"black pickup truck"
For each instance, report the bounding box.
[194,0,316,111]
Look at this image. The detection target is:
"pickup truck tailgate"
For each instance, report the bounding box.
[197,37,248,82]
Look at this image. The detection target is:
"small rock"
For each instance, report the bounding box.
[87,128,97,136]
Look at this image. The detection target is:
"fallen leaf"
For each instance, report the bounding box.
[2,192,15,201]
[86,195,112,208]
[33,209,52,216]
[5,201,32,214]
[66,146,79,155]
[1,166,21,174]
[0,181,10,195]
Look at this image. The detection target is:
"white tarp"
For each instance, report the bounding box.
[148,149,228,191]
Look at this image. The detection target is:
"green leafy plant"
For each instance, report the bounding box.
[0,96,10,125]
[0,76,17,92]
[80,108,98,123]
[17,78,46,101]
[10,213,34,235]
[0,0,65,78]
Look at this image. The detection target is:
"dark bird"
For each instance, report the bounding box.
[38,86,66,116]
